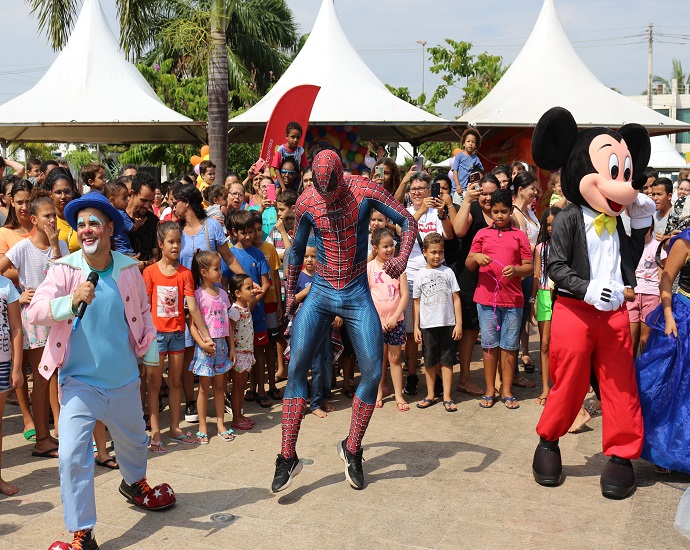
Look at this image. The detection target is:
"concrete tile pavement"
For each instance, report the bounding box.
[2,344,689,549]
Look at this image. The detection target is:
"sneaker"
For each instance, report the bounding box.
[403,374,419,396]
[224,393,233,414]
[184,400,198,422]
[271,454,303,493]
[119,477,176,510]
[337,439,365,490]
[48,529,99,550]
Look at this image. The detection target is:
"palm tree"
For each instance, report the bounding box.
[653,58,689,94]
[142,0,299,177]
[27,0,298,177]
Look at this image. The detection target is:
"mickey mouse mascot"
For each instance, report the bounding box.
[530,107,656,499]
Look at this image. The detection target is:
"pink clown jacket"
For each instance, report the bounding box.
[27,250,157,380]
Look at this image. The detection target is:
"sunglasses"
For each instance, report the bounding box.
[281,170,296,175]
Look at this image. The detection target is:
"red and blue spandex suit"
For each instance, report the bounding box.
[280,150,417,458]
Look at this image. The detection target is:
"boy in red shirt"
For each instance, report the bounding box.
[466,189,533,410]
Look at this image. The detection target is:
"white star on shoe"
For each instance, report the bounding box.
[167,486,174,496]
[143,496,150,505]
[154,488,161,498]
[50,544,63,550]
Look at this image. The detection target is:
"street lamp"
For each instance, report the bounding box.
[415,40,427,96]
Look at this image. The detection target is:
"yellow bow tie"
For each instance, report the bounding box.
[593,213,617,236]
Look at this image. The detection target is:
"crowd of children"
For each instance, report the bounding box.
[1,120,689,502]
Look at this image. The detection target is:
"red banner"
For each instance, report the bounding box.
[260,85,321,167]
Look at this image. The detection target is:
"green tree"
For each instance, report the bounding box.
[27,0,298,179]
[144,0,299,177]
[426,39,507,115]
[120,60,258,177]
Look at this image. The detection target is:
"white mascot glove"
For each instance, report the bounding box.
[628,193,656,230]
[606,280,626,311]
[584,280,622,311]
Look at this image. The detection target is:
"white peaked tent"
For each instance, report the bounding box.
[458,0,690,136]
[649,136,688,170]
[228,0,461,144]
[0,0,205,144]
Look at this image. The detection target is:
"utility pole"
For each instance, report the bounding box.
[647,23,653,109]
[415,40,427,97]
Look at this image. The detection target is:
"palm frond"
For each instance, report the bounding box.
[27,0,80,51]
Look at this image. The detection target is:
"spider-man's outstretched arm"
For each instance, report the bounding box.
[284,202,314,316]
[364,184,417,279]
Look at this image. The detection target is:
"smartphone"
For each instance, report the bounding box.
[375,165,385,179]
[254,157,266,173]
[469,171,481,184]
[431,182,441,198]
[414,155,424,172]
[475,183,481,191]
[266,184,276,202]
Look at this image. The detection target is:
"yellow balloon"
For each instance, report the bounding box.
[354,152,364,164]
[197,175,203,185]
[202,154,210,161]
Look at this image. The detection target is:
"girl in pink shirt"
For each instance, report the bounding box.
[367,228,409,411]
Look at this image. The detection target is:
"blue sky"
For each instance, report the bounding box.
[2,0,689,119]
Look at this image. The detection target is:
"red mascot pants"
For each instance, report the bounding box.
[536,295,643,459]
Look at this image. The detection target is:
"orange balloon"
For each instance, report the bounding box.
[452,147,462,156]
[200,145,210,157]
[190,155,202,165]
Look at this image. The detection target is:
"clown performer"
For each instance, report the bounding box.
[271,150,417,492]
[529,107,656,499]
[28,193,175,550]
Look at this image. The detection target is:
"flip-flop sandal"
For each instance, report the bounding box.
[535,397,547,406]
[218,430,235,442]
[416,398,436,409]
[31,447,59,458]
[514,375,536,388]
[501,396,520,409]
[23,428,36,441]
[195,432,209,445]
[231,419,254,430]
[275,376,288,383]
[479,395,495,409]
[396,402,410,412]
[267,388,282,400]
[96,457,120,470]
[244,390,258,402]
[170,433,196,445]
[443,401,458,413]
[149,441,167,454]
[257,395,273,408]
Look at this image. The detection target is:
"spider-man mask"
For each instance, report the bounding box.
[312,149,344,203]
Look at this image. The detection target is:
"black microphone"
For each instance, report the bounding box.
[72,271,99,332]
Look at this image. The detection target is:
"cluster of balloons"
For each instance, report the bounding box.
[304,125,371,174]
[190,145,211,175]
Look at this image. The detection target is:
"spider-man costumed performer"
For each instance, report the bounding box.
[271,149,417,492]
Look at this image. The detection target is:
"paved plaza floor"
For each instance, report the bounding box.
[2,343,689,549]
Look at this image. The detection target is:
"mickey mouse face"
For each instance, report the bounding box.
[531,107,651,216]
[579,133,639,216]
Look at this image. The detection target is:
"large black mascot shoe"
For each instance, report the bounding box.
[532,437,563,486]
[600,455,636,499]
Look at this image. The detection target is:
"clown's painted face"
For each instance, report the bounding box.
[77,208,113,256]
[579,134,638,216]
[312,150,344,202]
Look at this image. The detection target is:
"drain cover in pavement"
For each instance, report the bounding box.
[209,513,236,524]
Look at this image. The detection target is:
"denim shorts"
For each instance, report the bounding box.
[477,305,521,351]
[0,361,11,393]
[157,331,185,355]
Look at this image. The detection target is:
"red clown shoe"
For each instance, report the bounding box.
[47,529,99,550]
[119,477,176,510]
